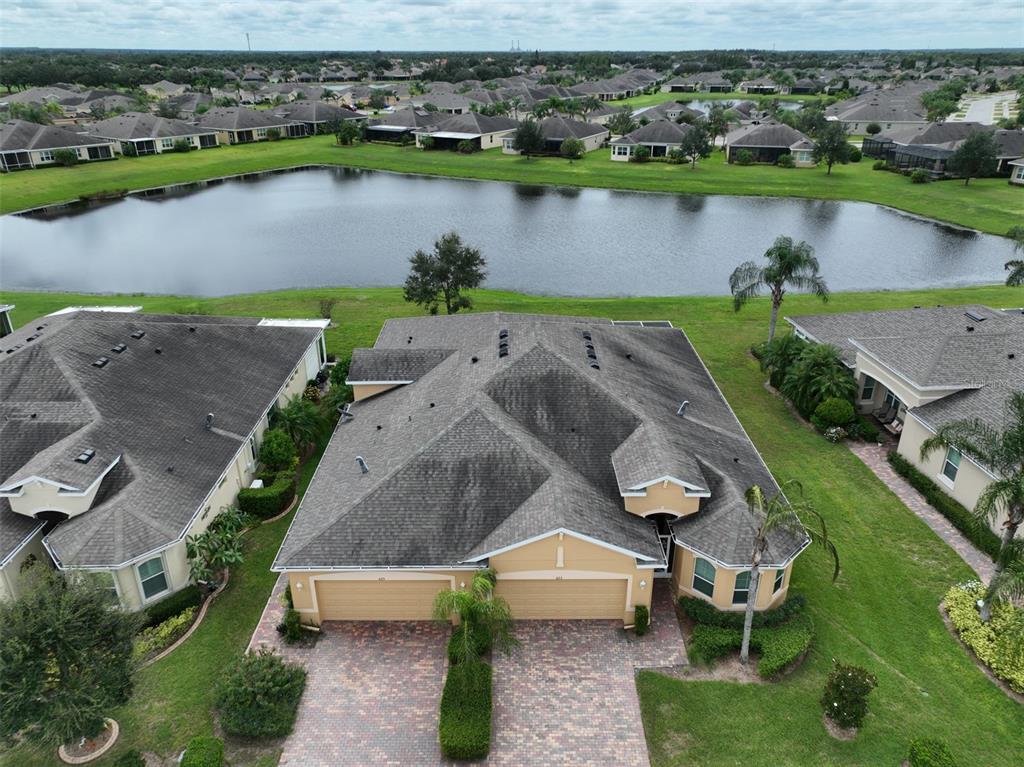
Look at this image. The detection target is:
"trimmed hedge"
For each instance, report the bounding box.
[216,650,307,738]
[181,736,223,767]
[634,604,650,636]
[908,737,958,767]
[439,660,492,760]
[688,614,814,678]
[142,584,203,629]
[133,606,197,662]
[237,471,296,519]
[447,624,492,665]
[886,452,1001,559]
[945,582,1024,693]
[679,592,806,630]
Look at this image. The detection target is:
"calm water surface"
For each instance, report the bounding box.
[0,167,1013,297]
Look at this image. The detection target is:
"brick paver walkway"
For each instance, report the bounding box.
[849,442,994,583]
[631,580,688,669]
[247,572,288,654]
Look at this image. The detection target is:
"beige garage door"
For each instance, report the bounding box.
[496,578,627,619]
[316,578,449,620]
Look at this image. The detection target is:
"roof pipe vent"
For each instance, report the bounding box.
[677,400,689,416]
[356,456,369,474]
[205,413,214,430]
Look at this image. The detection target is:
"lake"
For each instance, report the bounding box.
[0,167,1013,297]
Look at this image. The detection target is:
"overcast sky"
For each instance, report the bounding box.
[1,0,1020,51]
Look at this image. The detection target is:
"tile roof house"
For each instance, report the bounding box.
[0,308,328,608]
[196,106,308,143]
[83,112,219,154]
[787,305,1024,536]
[724,121,816,166]
[0,119,116,172]
[274,313,808,625]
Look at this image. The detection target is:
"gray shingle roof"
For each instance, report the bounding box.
[612,119,692,146]
[275,313,806,571]
[0,311,321,568]
[196,107,299,132]
[348,348,455,382]
[272,101,362,124]
[0,120,113,152]
[726,121,812,149]
[83,112,216,141]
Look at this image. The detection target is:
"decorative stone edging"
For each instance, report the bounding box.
[139,570,229,669]
[260,493,298,525]
[938,601,1024,705]
[57,719,119,764]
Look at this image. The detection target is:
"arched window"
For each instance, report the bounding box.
[732,571,751,604]
[692,557,715,598]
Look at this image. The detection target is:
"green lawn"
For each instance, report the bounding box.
[1,284,1022,765]
[0,135,1019,235]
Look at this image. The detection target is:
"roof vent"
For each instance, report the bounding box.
[582,331,592,341]
[966,326,974,333]
[92,356,110,368]
[356,456,369,474]
[499,348,509,358]
[205,413,214,430]
[338,403,354,422]
[407,336,413,344]
[188,326,196,333]
[471,356,479,364]
[964,310,986,322]
[167,466,174,473]
[589,361,600,370]
[130,330,145,339]
[111,343,127,353]
[75,448,96,464]
[155,347,163,354]
[1009,353,1016,360]
[499,329,509,339]
[677,400,689,416]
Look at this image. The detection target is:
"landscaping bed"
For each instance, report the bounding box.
[439,660,493,761]
[943,582,1024,699]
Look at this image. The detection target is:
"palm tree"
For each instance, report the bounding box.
[920,391,1024,619]
[271,395,328,453]
[1005,225,1024,287]
[506,95,524,121]
[759,332,809,389]
[432,568,518,665]
[729,236,830,341]
[983,540,1024,619]
[740,483,839,663]
[780,343,857,416]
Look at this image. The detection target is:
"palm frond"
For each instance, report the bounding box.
[919,418,1001,468]
[1005,259,1024,287]
[729,261,766,310]
[986,540,1024,604]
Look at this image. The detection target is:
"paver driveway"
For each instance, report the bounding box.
[276,618,665,766]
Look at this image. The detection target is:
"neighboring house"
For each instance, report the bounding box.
[789,78,820,95]
[0,308,328,606]
[610,119,694,161]
[271,101,364,134]
[0,305,13,338]
[863,124,1024,177]
[418,93,477,114]
[637,100,703,123]
[580,102,620,126]
[196,107,308,144]
[415,113,519,151]
[824,82,932,132]
[82,112,219,154]
[739,77,780,95]
[365,109,443,142]
[165,92,212,118]
[1009,157,1024,185]
[662,75,703,93]
[0,119,116,172]
[501,116,608,155]
[273,313,807,625]
[724,122,815,165]
[787,305,1024,536]
[142,80,190,99]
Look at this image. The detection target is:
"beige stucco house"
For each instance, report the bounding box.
[0,307,327,607]
[0,119,116,172]
[787,305,1023,536]
[273,313,808,626]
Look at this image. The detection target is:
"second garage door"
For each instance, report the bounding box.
[316,578,449,620]
[495,578,627,619]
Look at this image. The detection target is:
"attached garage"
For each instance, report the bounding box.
[495,577,628,620]
[315,576,450,620]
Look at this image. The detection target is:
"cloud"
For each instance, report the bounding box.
[0,0,1019,50]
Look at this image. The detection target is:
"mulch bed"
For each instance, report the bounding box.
[822,713,858,741]
[59,719,119,763]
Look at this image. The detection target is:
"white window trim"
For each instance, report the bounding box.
[938,447,960,488]
[773,568,785,594]
[732,570,751,604]
[135,553,170,604]
[692,557,716,598]
[860,375,876,401]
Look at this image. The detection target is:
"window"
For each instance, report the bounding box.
[95,571,121,605]
[860,375,876,401]
[255,128,267,138]
[732,570,751,604]
[38,150,54,162]
[773,568,785,594]
[941,447,961,484]
[613,145,630,157]
[161,138,174,149]
[137,556,168,600]
[884,389,901,410]
[249,434,259,464]
[692,557,716,598]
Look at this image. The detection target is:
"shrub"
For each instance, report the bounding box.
[265,128,281,141]
[776,153,795,168]
[865,122,882,135]
[848,146,862,163]
[821,661,877,729]
[908,738,958,767]
[447,623,492,665]
[688,624,740,665]
[872,159,888,171]
[418,135,435,150]
[634,605,650,636]
[666,148,686,164]
[751,614,814,677]
[823,426,848,443]
[172,139,192,153]
[813,397,855,430]
[258,429,297,473]
[133,606,197,662]
[237,472,296,519]
[560,136,586,160]
[630,146,651,163]
[302,384,321,403]
[276,608,304,644]
[945,582,1024,693]
[911,169,929,184]
[439,661,492,760]
[734,149,754,165]
[847,416,880,443]
[456,139,478,154]
[680,593,806,630]
[181,736,223,767]
[111,750,146,767]
[143,584,203,628]
[53,148,79,166]
[216,649,307,738]
[122,143,139,157]
[887,453,1001,559]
